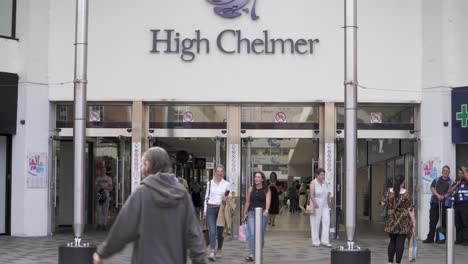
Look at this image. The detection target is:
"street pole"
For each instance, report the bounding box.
[447,208,455,264]
[58,1,95,263]
[344,0,358,246]
[73,0,89,241]
[331,1,370,262]
[254,207,263,264]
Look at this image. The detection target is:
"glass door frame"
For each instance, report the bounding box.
[0,135,12,235]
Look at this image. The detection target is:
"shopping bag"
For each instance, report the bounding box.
[239,224,247,242]
[305,199,315,214]
[408,232,417,262]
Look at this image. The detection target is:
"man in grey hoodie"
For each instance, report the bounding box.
[93,147,207,264]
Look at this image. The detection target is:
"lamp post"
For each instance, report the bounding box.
[331,1,370,262]
[58,1,95,262]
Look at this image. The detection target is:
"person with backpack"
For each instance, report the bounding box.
[95,161,113,231]
[203,165,231,261]
[92,147,207,264]
[423,165,454,244]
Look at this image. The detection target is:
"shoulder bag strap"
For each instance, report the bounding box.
[206,180,211,203]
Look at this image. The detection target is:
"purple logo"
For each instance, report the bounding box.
[207,0,259,20]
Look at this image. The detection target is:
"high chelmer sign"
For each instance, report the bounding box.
[149,29,320,62]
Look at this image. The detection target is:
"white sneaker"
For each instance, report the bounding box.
[322,243,332,248]
[208,251,216,261]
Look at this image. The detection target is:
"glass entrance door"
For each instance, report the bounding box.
[52,137,131,233]
[0,135,11,235]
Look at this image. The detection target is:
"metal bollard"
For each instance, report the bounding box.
[255,207,263,264]
[447,208,455,264]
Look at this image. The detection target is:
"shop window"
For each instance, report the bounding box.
[336,104,415,130]
[55,104,132,128]
[149,105,227,129]
[241,105,320,129]
[0,0,16,39]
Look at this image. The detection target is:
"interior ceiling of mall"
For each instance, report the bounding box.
[157,137,318,175]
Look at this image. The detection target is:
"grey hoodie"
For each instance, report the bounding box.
[97,173,207,264]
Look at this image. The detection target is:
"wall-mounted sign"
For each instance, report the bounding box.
[274,112,287,123]
[452,87,468,143]
[183,111,194,123]
[89,110,101,122]
[370,112,382,124]
[150,30,320,62]
[27,152,48,188]
[325,143,334,197]
[131,142,141,193]
[422,158,441,194]
[228,144,240,197]
[207,0,259,20]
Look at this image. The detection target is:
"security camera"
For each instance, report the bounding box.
[443,122,449,127]
[336,130,342,134]
[314,130,319,134]
[221,130,227,134]
[126,128,132,133]
[409,130,415,135]
[149,129,155,133]
[241,130,246,134]
[55,128,62,132]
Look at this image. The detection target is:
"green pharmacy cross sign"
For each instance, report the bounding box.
[456,104,468,128]
[452,87,468,143]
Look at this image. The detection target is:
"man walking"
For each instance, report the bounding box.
[93,147,207,264]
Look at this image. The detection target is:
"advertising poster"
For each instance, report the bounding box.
[131,142,141,193]
[27,152,48,188]
[325,143,335,197]
[422,158,441,194]
[228,144,239,197]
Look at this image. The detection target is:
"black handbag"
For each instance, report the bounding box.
[203,221,210,246]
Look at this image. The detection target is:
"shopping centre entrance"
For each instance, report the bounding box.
[50,103,418,241]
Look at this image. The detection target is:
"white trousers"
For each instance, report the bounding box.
[97,200,109,226]
[309,206,330,245]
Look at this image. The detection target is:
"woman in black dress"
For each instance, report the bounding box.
[269,172,280,226]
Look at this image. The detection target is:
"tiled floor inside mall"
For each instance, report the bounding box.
[1,213,467,264]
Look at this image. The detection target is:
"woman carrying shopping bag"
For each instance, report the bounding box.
[309,168,332,247]
[243,171,271,262]
[203,165,231,261]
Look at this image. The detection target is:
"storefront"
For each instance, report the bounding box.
[2,0,468,238]
[453,87,468,170]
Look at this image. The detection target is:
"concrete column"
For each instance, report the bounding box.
[323,102,337,236]
[130,101,147,193]
[419,91,455,238]
[226,105,241,236]
[11,0,51,236]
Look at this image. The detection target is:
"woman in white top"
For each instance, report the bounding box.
[309,168,332,247]
[203,165,231,261]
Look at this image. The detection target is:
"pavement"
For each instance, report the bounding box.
[1,213,467,264]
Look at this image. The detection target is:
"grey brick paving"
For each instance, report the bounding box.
[1,213,468,264]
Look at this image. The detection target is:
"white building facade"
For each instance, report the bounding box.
[0,0,468,238]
